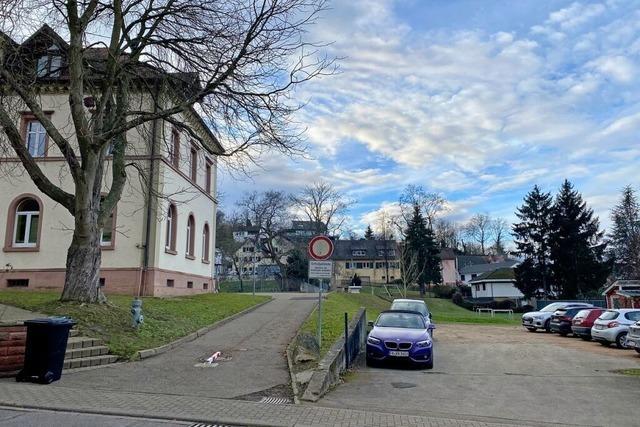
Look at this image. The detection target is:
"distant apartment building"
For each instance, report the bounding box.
[0,26,221,296]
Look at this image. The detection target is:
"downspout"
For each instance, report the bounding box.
[139,81,160,296]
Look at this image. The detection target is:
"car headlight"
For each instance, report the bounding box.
[533,316,543,320]
[367,336,381,345]
[416,339,432,348]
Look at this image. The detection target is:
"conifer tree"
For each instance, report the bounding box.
[609,185,640,279]
[549,180,610,298]
[512,185,553,298]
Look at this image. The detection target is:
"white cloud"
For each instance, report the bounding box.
[586,55,636,83]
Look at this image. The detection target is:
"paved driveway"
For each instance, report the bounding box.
[317,324,640,426]
[54,293,316,399]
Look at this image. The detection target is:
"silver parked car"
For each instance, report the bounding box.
[522,302,593,332]
[624,320,640,354]
[389,299,435,336]
[591,309,640,348]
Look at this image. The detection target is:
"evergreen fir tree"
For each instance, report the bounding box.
[364,225,375,240]
[609,185,640,279]
[404,204,442,294]
[512,185,553,298]
[549,180,610,298]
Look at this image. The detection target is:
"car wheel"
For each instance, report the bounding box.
[559,332,568,337]
[424,360,433,370]
[366,357,376,367]
[580,336,591,341]
[544,320,551,332]
[615,332,628,349]
[526,327,536,332]
[635,348,640,354]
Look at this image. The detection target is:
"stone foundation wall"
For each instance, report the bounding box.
[0,324,26,377]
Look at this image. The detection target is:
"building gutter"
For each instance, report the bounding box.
[139,81,160,297]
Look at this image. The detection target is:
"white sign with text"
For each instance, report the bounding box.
[308,260,333,279]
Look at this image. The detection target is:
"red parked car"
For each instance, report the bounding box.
[571,308,605,340]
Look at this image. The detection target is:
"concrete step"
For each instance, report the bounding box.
[65,345,109,360]
[63,354,118,370]
[68,328,80,337]
[66,336,103,349]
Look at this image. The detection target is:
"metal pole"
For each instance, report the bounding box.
[252,241,257,296]
[317,279,323,350]
[344,312,349,369]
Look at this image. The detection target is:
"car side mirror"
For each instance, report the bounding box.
[429,313,432,319]
[368,321,374,327]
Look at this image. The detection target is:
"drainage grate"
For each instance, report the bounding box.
[259,396,292,405]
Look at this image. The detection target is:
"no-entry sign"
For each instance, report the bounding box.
[307,235,334,261]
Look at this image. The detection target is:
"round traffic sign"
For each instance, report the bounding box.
[308,235,334,261]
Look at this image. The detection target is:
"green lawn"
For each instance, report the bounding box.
[423,297,520,325]
[301,292,390,356]
[0,290,269,359]
[617,368,640,377]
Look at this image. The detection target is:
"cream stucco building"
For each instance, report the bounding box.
[0,26,221,296]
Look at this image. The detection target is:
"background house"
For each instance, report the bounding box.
[469,268,525,303]
[459,259,519,284]
[332,240,400,286]
[603,280,640,309]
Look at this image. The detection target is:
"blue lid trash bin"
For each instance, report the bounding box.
[16,317,76,384]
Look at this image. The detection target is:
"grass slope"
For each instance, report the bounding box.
[424,297,520,325]
[0,290,269,359]
[301,293,389,356]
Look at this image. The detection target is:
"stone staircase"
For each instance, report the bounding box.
[63,328,118,370]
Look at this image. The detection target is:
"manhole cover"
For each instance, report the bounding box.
[259,396,291,405]
[391,382,416,389]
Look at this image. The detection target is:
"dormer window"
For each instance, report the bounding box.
[352,249,366,257]
[36,46,62,78]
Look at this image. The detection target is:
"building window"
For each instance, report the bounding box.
[25,120,46,157]
[189,146,197,182]
[100,201,116,249]
[203,283,209,290]
[167,279,174,287]
[13,198,40,247]
[352,249,366,257]
[482,283,486,291]
[205,160,212,193]
[99,278,106,287]
[186,214,195,258]
[169,128,180,167]
[202,223,210,262]
[165,204,177,253]
[36,52,62,78]
[187,281,193,289]
[7,279,29,288]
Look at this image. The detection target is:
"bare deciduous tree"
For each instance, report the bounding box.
[399,242,423,298]
[290,180,353,236]
[237,190,292,290]
[491,218,509,255]
[399,185,447,230]
[463,213,492,255]
[0,0,334,302]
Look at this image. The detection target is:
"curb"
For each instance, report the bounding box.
[135,297,273,360]
[285,338,301,405]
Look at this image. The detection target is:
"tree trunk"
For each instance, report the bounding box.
[60,199,106,303]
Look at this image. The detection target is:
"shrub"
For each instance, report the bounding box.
[432,285,456,299]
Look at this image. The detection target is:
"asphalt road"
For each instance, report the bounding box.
[52,293,316,400]
[0,407,192,427]
[317,324,640,427]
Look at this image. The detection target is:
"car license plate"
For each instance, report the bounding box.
[389,350,409,357]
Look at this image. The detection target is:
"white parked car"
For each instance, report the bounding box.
[591,309,640,348]
[521,302,593,332]
[625,321,640,354]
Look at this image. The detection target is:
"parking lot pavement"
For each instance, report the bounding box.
[317,324,640,427]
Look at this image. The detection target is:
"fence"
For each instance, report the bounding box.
[302,308,367,402]
[536,299,607,310]
[344,308,367,369]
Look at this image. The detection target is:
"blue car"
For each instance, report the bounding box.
[366,310,434,369]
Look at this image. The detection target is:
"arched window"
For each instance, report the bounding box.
[186,214,195,258]
[165,204,177,253]
[12,198,41,247]
[202,223,210,262]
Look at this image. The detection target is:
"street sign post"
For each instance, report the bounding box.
[308,235,334,350]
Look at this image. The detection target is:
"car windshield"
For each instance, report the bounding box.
[599,310,618,320]
[540,303,564,312]
[376,312,425,329]
[390,301,428,316]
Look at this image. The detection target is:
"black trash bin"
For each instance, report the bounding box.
[16,317,76,384]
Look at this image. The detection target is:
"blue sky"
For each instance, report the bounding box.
[218,0,640,235]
